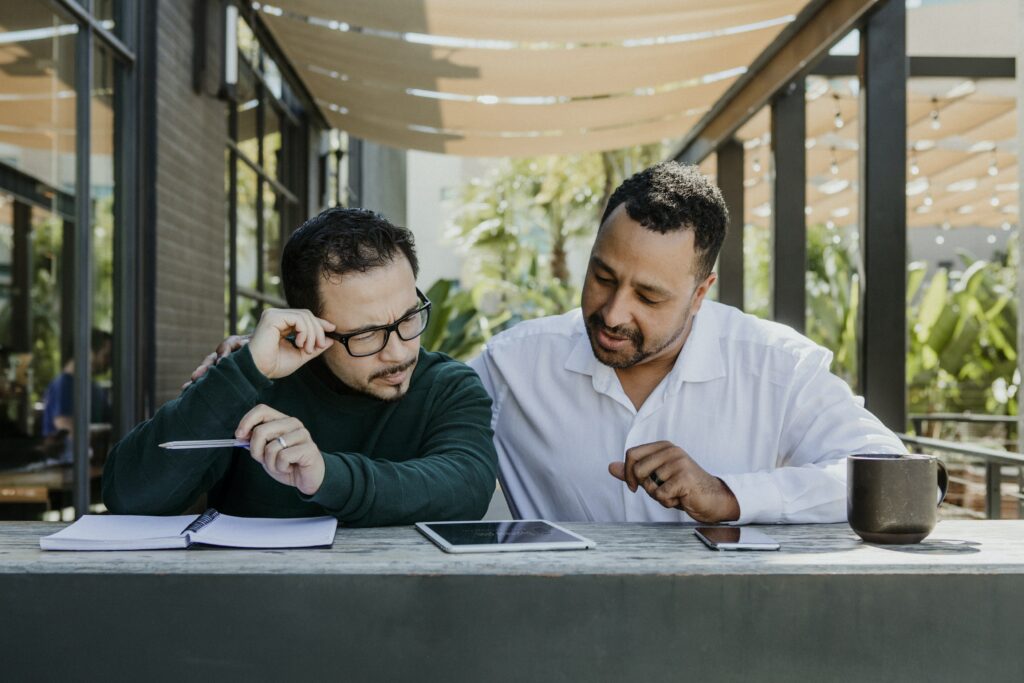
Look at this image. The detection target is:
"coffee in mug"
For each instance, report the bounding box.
[847,454,948,544]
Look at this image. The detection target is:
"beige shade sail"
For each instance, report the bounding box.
[734,76,1017,234]
[264,0,809,156]
[285,0,803,42]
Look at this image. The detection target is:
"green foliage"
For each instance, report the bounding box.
[423,146,665,360]
[798,223,1019,417]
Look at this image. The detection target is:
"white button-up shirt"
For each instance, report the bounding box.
[469,301,906,523]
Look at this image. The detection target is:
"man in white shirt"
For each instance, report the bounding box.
[469,162,905,524]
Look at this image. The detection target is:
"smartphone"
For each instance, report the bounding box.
[695,526,780,551]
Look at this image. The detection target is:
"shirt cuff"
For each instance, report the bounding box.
[301,452,354,512]
[718,471,785,525]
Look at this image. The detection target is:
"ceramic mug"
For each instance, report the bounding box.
[847,454,949,544]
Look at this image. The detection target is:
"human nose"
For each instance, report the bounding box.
[377,328,409,362]
[601,288,633,329]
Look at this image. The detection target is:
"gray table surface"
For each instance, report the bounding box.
[4,519,1024,682]
[1,519,1022,575]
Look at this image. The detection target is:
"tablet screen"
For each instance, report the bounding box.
[420,521,582,546]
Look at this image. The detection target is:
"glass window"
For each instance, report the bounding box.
[237,161,259,292]
[0,5,77,193]
[225,14,310,334]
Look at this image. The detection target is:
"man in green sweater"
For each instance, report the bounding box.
[103,208,498,526]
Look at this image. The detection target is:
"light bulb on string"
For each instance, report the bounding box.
[989,152,999,177]
[909,149,919,176]
[930,97,941,130]
[991,194,1001,207]
[923,194,933,207]
[751,157,761,174]
[833,93,844,130]
[830,147,839,175]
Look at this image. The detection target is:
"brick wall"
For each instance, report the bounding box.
[153,0,228,406]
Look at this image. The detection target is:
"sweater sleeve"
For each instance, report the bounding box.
[102,346,272,515]
[303,363,498,526]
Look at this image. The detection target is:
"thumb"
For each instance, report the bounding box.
[608,461,626,481]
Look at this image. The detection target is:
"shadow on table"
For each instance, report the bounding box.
[863,539,982,555]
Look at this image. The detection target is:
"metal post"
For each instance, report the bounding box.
[858,0,907,432]
[11,201,32,352]
[347,136,363,207]
[1016,0,1024,484]
[113,0,140,440]
[716,139,745,310]
[985,462,1001,519]
[73,7,95,518]
[770,80,806,332]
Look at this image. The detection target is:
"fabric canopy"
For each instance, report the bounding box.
[264,0,809,156]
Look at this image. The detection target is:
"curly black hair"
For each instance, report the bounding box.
[281,207,418,315]
[600,161,728,281]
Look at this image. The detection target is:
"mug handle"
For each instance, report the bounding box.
[936,459,949,507]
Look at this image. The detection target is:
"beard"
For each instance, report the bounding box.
[324,355,418,403]
[584,306,694,370]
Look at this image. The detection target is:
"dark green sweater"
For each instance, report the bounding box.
[102,346,497,526]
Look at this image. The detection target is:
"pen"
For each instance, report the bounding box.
[159,439,251,450]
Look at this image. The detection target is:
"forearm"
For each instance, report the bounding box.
[306,445,497,526]
[102,347,271,514]
[719,460,847,524]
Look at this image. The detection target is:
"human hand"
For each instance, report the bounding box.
[608,441,740,523]
[236,404,325,495]
[247,308,336,379]
[182,335,251,390]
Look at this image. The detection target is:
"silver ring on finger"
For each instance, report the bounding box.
[276,436,287,449]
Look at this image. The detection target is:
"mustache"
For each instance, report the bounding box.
[586,312,643,346]
[368,356,418,381]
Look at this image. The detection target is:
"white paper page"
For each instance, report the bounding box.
[40,515,195,550]
[193,513,337,548]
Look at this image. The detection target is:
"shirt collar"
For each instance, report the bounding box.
[563,302,727,391]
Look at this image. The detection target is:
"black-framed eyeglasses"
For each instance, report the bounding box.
[325,289,432,357]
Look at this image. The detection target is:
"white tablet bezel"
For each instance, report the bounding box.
[415,519,597,554]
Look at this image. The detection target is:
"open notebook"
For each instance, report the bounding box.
[39,509,338,551]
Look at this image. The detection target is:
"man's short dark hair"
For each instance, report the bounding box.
[282,208,419,315]
[600,161,728,281]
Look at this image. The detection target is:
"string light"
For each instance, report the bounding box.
[991,194,1001,207]
[910,149,920,176]
[830,147,839,175]
[923,194,934,207]
[751,156,761,174]
[930,97,941,130]
[988,151,999,177]
[833,93,844,130]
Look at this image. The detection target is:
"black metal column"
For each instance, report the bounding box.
[858,0,907,432]
[716,139,745,309]
[11,201,32,352]
[73,8,95,517]
[347,136,363,207]
[113,0,140,441]
[770,80,806,332]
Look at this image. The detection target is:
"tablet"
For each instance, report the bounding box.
[415,520,597,554]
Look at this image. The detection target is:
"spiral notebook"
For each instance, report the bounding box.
[39,509,338,551]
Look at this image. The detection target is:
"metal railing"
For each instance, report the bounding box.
[899,432,1024,519]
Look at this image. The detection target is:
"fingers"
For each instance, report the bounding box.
[262,427,310,475]
[216,335,250,360]
[622,441,674,492]
[608,461,626,481]
[235,404,288,441]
